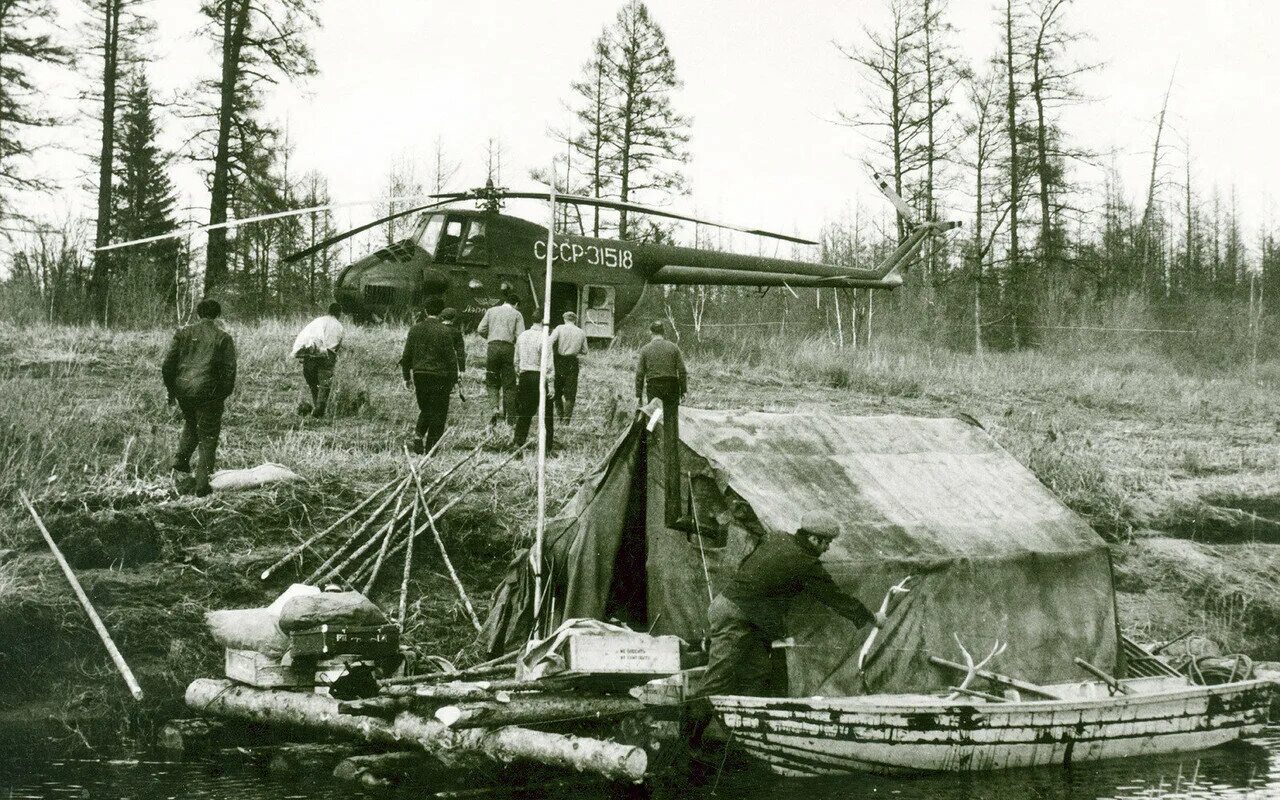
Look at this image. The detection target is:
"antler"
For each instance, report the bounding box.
[855,575,915,673]
[947,634,1007,699]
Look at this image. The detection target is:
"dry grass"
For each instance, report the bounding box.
[3,319,1280,743]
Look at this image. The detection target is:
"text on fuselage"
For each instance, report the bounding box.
[533,240,633,269]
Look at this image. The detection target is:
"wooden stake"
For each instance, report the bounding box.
[360,445,529,578]
[399,457,421,631]
[304,476,409,585]
[424,500,483,633]
[20,490,144,701]
[260,476,399,580]
[361,486,404,594]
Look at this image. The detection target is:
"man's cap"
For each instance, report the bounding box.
[440,307,457,322]
[563,311,577,322]
[798,511,841,540]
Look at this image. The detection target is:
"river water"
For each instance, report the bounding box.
[1,727,1278,800]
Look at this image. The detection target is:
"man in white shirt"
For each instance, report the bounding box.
[291,303,345,418]
[553,311,588,422]
[475,291,525,428]
[512,320,558,453]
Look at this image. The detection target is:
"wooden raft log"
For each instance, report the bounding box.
[435,695,645,729]
[185,679,647,782]
[392,713,647,783]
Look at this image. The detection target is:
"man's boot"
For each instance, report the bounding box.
[194,439,217,497]
[313,383,330,418]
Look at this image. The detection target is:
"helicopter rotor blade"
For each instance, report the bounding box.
[440,189,818,245]
[94,194,445,253]
[280,198,463,264]
[870,171,919,226]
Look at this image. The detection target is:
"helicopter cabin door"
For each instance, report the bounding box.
[581,285,616,340]
[549,283,578,329]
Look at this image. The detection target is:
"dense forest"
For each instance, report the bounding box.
[0,0,1275,366]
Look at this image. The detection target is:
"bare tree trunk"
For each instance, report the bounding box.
[204,0,251,294]
[90,0,121,322]
[1139,68,1176,287]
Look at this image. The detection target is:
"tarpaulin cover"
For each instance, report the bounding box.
[481,408,1120,697]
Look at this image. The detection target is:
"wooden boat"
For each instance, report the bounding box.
[710,675,1276,777]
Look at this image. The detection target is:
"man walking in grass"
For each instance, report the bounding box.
[291,302,344,418]
[553,311,588,422]
[512,319,557,454]
[476,290,524,430]
[162,298,237,497]
[401,299,463,455]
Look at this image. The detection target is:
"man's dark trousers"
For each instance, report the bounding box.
[553,353,579,421]
[302,351,337,416]
[701,595,772,698]
[644,376,682,517]
[412,372,454,454]
[513,370,554,450]
[485,341,517,425]
[175,396,225,493]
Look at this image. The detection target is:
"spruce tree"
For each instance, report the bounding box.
[111,71,178,298]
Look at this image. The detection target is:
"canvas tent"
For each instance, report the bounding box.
[483,406,1121,696]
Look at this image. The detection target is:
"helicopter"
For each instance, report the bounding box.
[100,176,958,338]
[279,177,959,337]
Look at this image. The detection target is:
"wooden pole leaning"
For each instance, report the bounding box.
[304,476,409,585]
[361,485,405,594]
[259,476,399,581]
[399,456,422,630]
[362,444,530,575]
[20,490,144,701]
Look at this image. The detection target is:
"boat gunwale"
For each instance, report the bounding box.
[709,677,1276,717]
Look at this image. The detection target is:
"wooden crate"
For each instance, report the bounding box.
[288,624,399,659]
[564,633,681,677]
[224,648,353,688]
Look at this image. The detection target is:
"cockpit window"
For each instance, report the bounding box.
[417,214,444,253]
[459,220,488,264]
[436,217,465,262]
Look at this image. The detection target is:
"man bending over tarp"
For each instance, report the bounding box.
[701,510,885,698]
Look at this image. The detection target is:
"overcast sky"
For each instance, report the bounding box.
[30,0,1280,251]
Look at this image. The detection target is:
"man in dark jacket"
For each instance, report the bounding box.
[700,511,884,699]
[162,298,237,497]
[401,300,464,454]
[635,320,688,519]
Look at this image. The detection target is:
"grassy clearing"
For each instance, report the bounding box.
[2,319,1280,744]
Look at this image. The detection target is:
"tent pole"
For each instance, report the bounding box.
[532,171,556,633]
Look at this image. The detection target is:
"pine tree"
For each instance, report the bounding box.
[599,1,689,240]
[0,0,71,222]
[195,0,319,294]
[110,70,178,301]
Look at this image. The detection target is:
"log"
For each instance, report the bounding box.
[333,751,431,785]
[186,679,647,782]
[267,742,362,774]
[341,684,506,717]
[158,717,227,753]
[392,713,647,783]
[434,695,644,729]
[380,664,516,687]
[927,655,1064,700]
[382,683,503,702]
[186,678,399,744]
